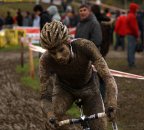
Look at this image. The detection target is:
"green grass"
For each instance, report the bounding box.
[0,44,29,52]
[66,103,80,117]
[16,57,40,91]
[21,76,40,91]
[0,44,21,51]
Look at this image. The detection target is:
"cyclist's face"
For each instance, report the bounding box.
[79,7,90,20]
[49,44,71,64]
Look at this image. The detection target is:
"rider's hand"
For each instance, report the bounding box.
[46,112,58,130]
[106,106,116,122]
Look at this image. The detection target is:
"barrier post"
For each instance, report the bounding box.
[18,30,26,68]
[29,39,35,79]
[20,38,24,68]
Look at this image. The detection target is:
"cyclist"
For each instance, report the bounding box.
[39,20,118,130]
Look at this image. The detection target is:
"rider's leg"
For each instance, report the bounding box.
[52,83,75,130]
[80,73,107,130]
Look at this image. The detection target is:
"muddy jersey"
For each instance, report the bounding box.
[39,38,118,110]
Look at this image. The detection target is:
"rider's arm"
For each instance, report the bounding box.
[79,39,118,108]
[39,52,55,115]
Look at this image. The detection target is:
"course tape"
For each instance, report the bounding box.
[29,44,46,53]
[29,44,144,80]
[110,69,144,80]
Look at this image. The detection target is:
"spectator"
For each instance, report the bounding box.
[91,4,112,57]
[114,11,127,51]
[47,5,61,21]
[33,4,43,27]
[0,16,4,30]
[22,11,32,26]
[69,9,79,27]
[40,8,51,30]
[91,4,110,23]
[33,4,52,30]
[61,0,68,12]
[5,11,14,28]
[104,8,112,18]
[61,6,72,27]
[126,2,139,67]
[62,6,79,27]
[75,4,102,47]
[136,9,144,47]
[104,8,114,46]
[75,4,105,99]
[16,9,23,26]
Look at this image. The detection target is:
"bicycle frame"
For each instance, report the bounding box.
[58,99,119,130]
[76,99,95,130]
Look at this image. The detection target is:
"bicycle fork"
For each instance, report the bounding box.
[112,121,118,130]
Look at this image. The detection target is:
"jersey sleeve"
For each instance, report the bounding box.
[78,39,118,108]
[39,52,55,115]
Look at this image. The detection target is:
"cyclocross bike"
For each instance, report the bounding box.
[58,99,118,130]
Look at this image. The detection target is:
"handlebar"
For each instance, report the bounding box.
[58,112,106,126]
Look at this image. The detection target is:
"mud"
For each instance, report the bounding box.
[0,51,45,130]
[1,50,144,130]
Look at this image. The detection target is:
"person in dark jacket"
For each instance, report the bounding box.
[33,4,51,30]
[136,9,144,48]
[91,4,112,57]
[16,9,23,26]
[0,17,4,30]
[22,11,32,26]
[40,10,52,30]
[75,4,102,48]
[5,11,14,28]
[91,4,110,23]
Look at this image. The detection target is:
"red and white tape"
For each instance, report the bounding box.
[110,69,144,80]
[28,44,144,80]
[29,44,46,53]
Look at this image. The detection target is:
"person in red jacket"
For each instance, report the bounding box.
[126,2,139,67]
[114,12,127,51]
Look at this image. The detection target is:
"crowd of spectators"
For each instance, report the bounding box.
[0,1,143,67]
[0,3,79,29]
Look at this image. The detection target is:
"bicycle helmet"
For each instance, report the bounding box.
[40,20,70,50]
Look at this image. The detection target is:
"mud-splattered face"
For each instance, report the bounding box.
[49,44,71,64]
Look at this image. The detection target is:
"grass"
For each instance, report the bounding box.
[0,43,29,52]
[66,103,80,118]
[16,57,40,91]
[0,44,20,51]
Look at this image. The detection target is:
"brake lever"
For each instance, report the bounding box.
[107,107,119,130]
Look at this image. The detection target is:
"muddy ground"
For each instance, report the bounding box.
[0,51,45,130]
[0,49,144,130]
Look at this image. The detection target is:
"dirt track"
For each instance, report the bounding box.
[0,51,45,130]
[0,50,144,130]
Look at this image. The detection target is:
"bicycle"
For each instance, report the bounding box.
[50,99,119,130]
